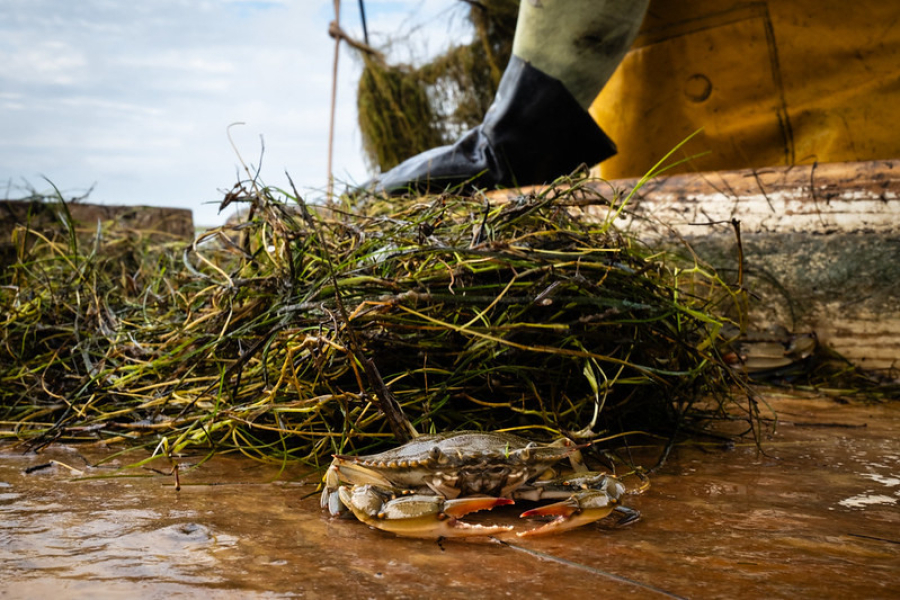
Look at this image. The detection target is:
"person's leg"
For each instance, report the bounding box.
[372,0,649,195]
[513,0,648,110]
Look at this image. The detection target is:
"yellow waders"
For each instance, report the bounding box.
[589,1,900,179]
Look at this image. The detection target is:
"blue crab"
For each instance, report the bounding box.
[320,431,643,538]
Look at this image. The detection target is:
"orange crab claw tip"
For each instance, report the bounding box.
[519,502,577,519]
[442,496,514,518]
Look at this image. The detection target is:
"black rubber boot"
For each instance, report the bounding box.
[372,56,617,195]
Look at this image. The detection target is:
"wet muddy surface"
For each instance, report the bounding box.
[2,393,899,599]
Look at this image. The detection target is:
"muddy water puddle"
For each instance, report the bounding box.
[2,394,899,599]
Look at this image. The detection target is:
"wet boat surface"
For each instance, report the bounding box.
[2,393,898,599]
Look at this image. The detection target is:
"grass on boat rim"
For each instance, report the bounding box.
[0,171,754,467]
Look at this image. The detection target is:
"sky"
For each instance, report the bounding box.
[0,0,474,226]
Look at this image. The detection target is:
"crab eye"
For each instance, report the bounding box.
[510,447,531,462]
[430,446,447,464]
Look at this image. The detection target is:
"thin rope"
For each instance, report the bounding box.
[326,0,341,203]
[358,0,369,45]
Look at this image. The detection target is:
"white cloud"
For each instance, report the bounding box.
[0,0,478,226]
[0,40,89,85]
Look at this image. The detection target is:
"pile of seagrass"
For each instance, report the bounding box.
[0,176,749,465]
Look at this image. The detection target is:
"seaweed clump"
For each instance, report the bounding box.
[0,176,745,464]
[357,0,519,171]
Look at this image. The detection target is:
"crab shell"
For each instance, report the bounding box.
[326,430,581,501]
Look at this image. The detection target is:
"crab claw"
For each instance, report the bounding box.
[338,485,515,539]
[517,490,629,537]
[443,496,515,519]
[321,459,399,516]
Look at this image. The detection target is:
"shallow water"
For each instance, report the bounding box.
[2,394,899,599]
